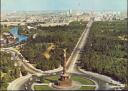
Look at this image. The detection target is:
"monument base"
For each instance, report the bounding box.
[54,73,72,88]
[52,80,81,90]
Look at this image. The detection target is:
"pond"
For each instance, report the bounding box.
[10,27,28,43]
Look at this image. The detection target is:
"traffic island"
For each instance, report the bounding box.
[33,75,96,90]
[51,72,81,90]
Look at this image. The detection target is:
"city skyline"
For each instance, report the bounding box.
[1,0,127,12]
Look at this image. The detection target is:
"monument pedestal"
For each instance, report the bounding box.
[56,73,72,87]
[52,73,81,90]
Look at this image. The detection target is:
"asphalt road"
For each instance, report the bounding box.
[66,17,94,73]
[72,66,116,90]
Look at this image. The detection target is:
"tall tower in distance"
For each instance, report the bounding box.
[67,9,72,16]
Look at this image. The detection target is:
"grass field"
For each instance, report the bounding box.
[80,86,96,90]
[34,85,52,90]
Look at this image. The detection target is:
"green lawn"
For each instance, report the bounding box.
[43,75,94,85]
[43,75,59,83]
[80,86,96,90]
[34,85,52,90]
[71,75,95,85]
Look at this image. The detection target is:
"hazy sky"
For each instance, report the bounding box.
[1,0,127,11]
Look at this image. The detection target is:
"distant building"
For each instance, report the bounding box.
[27,26,36,29]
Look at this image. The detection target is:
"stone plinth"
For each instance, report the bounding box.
[56,73,72,87]
[55,74,72,87]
